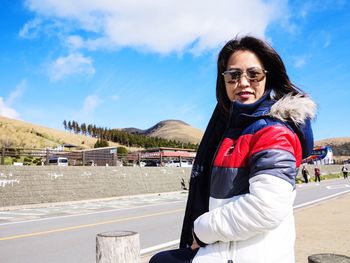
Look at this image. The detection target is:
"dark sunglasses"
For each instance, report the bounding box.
[222,67,268,84]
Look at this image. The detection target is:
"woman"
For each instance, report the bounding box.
[302,165,309,183]
[150,36,316,263]
[341,164,348,179]
[314,166,321,182]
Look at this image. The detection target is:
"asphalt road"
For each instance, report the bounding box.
[0,178,349,263]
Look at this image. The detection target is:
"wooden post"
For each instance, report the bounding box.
[1,147,4,165]
[82,151,86,166]
[159,150,163,166]
[96,231,140,263]
[45,149,50,165]
[308,253,350,263]
[114,148,118,166]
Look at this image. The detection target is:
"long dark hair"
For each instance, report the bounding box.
[216,36,302,115]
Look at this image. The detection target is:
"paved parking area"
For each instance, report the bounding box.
[0,191,188,224]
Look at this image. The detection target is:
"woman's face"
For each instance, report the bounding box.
[224,50,267,104]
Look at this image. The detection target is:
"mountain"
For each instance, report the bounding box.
[315,137,350,158]
[315,137,350,146]
[0,116,119,149]
[0,116,203,149]
[1,115,350,154]
[123,120,204,144]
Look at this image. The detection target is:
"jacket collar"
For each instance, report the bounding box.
[228,90,316,159]
[228,89,273,128]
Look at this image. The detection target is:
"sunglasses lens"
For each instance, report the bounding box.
[223,68,266,83]
[223,70,242,83]
[246,68,265,81]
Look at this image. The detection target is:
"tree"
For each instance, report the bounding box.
[81,123,87,135]
[63,120,199,150]
[117,146,128,155]
[87,124,93,136]
[68,121,72,132]
[94,139,109,148]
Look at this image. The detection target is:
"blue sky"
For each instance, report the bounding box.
[1,0,349,141]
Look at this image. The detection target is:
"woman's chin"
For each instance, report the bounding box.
[236,98,256,104]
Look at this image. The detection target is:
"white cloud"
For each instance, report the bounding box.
[298,0,346,19]
[66,35,85,50]
[83,95,101,113]
[299,2,312,18]
[294,57,306,68]
[7,80,26,105]
[48,53,95,81]
[0,98,20,119]
[323,39,331,48]
[0,80,26,119]
[320,32,331,48]
[23,0,288,55]
[18,18,42,39]
[111,95,120,101]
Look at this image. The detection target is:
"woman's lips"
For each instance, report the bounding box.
[236,91,254,100]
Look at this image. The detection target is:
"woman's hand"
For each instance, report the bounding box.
[191,240,200,250]
[191,231,200,250]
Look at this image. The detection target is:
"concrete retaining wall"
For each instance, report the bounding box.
[0,166,191,207]
[0,164,345,208]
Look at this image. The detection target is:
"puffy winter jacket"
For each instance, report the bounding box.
[191,92,315,263]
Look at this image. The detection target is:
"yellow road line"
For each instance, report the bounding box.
[0,208,184,241]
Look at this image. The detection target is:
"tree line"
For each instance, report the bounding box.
[63,120,199,150]
[329,142,350,156]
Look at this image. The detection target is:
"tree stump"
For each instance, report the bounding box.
[308,253,350,263]
[96,231,140,263]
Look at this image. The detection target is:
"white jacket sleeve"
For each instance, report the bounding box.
[193,174,295,244]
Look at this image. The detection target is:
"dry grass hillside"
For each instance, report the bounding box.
[0,116,120,149]
[315,137,350,162]
[2,115,350,155]
[315,137,350,146]
[144,120,203,144]
[0,116,203,150]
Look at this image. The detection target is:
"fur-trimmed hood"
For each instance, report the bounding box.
[269,93,316,159]
[269,93,317,125]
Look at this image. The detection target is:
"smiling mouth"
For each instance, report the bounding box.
[237,91,254,96]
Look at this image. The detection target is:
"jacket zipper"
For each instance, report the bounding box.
[207,130,227,183]
[227,241,236,263]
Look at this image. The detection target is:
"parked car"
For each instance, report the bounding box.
[165,160,192,167]
[48,157,68,166]
[139,161,146,167]
[85,160,96,166]
[144,160,160,167]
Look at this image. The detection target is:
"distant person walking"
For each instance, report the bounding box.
[314,166,321,182]
[341,165,348,179]
[301,165,309,183]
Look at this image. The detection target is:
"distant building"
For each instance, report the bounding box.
[128,147,196,165]
[303,146,334,165]
[65,146,119,166]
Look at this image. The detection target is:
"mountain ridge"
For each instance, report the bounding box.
[1,115,349,151]
[314,137,350,146]
[122,119,202,144]
[0,116,203,149]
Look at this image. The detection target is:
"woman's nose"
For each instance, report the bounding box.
[238,73,250,86]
